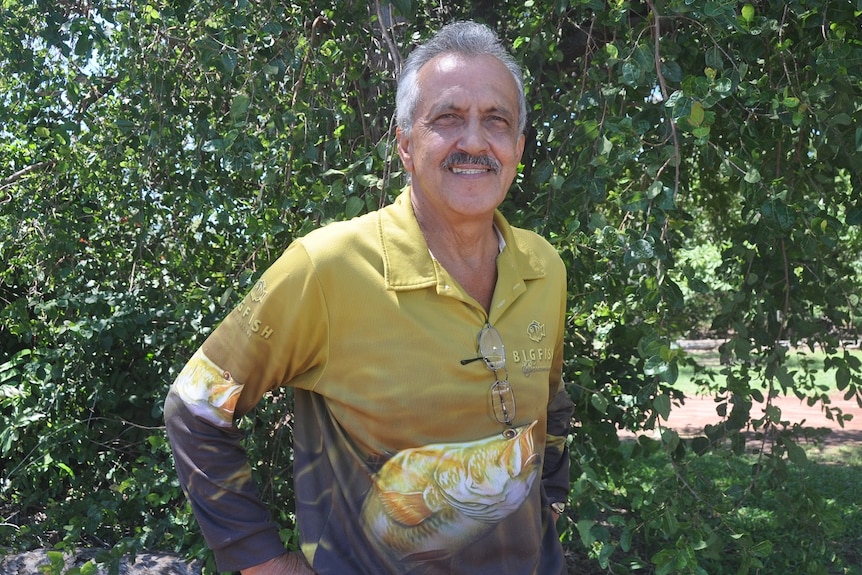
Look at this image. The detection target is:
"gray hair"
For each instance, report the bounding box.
[395,21,528,136]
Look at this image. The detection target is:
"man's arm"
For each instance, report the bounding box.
[165,242,330,571]
[542,267,574,508]
[542,385,574,505]
[241,552,316,575]
[164,382,287,572]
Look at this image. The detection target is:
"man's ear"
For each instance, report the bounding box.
[516,133,526,164]
[396,127,414,172]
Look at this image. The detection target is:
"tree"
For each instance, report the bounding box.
[2,0,861,572]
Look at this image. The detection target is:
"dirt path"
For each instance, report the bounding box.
[655,392,862,446]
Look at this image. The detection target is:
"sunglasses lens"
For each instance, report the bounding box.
[478,326,505,370]
[491,380,516,424]
[474,324,515,427]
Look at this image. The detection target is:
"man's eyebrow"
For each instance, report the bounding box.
[485,104,515,118]
[427,101,515,118]
[427,101,460,115]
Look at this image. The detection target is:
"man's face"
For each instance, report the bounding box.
[397,53,525,222]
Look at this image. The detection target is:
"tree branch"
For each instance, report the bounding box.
[0,160,57,195]
[291,15,330,107]
[646,0,682,244]
[374,0,403,74]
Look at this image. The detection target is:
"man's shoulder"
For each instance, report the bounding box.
[509,224,550,245]
[509,225,561,257]
[504,224,566,280]
[299,209,382,255]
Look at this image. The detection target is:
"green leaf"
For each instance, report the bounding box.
[531,160,553,185]
[355,174,380,188]
[591,392,609,414]
[809,83,835,101]
[56,461,75,478]
[689,436,711,455]
[785,438,808,465]
[46,551,65,566]
[577,519,597,546]
[689,100,705,126]
[765,404,781,423]
[705,46,723,69]
[653,394,671,420]
[389,0,414,17]
[644,355,668,376]
[661,428,680,452]
[637,333,665,357]
[344,196,363,219]
[628,238,655,260]
[230,93,251,120]
[219,52,237,76]
[661,60,683,83]
[750,539,774,557]
[622,61,641,86]
[549,174,565,190]
[836,366,851,390]
[713,77,733,94]
[620,525,634,552]
[743,167,761,183]
[741,3,755,21]
[761,198,796,230]
[830,113,852,126]
[114,119,135,132]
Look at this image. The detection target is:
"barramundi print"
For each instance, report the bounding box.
[172,349,243,427]
[360,420,539,563]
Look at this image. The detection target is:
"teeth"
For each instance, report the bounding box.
[450,167,487,174]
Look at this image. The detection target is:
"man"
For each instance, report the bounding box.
[165,21,573,575]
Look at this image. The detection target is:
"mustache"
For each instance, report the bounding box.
[440,152,500,173]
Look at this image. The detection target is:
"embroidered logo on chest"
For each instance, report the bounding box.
[526,320,545,343]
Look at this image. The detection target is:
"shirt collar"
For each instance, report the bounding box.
[379,187,547,291]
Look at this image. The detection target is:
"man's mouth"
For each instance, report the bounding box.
[450,167,491,175]
[441,152,500,174]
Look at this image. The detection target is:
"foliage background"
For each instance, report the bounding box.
[2,0,862,572]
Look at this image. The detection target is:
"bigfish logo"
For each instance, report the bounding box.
[527,320,545,343]
[171,350,244,427]
[249,279,268,303]
[360,421,539,563]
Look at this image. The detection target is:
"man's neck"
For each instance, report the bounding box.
[413,200,500,312]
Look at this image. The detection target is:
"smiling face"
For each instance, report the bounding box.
[397,53,526,225]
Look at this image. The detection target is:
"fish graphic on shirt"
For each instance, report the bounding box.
[360,420,539,562]
[172,349,243,427]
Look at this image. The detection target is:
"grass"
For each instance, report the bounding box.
[562,346,862,574]
[670,347,862,573]
[673,346,862,397]
[572,442,862,575]
[800,442,862,561]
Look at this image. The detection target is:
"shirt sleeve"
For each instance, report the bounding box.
[164,241,329,572]
[542,384,574,504]
[541,265,574,505]
[164,390,285,572]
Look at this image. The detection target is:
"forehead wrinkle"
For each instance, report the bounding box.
[409,55,523,142]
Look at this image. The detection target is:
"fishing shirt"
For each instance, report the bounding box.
[164,188,574,575]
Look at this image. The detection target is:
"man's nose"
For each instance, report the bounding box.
[457,117,490,154]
